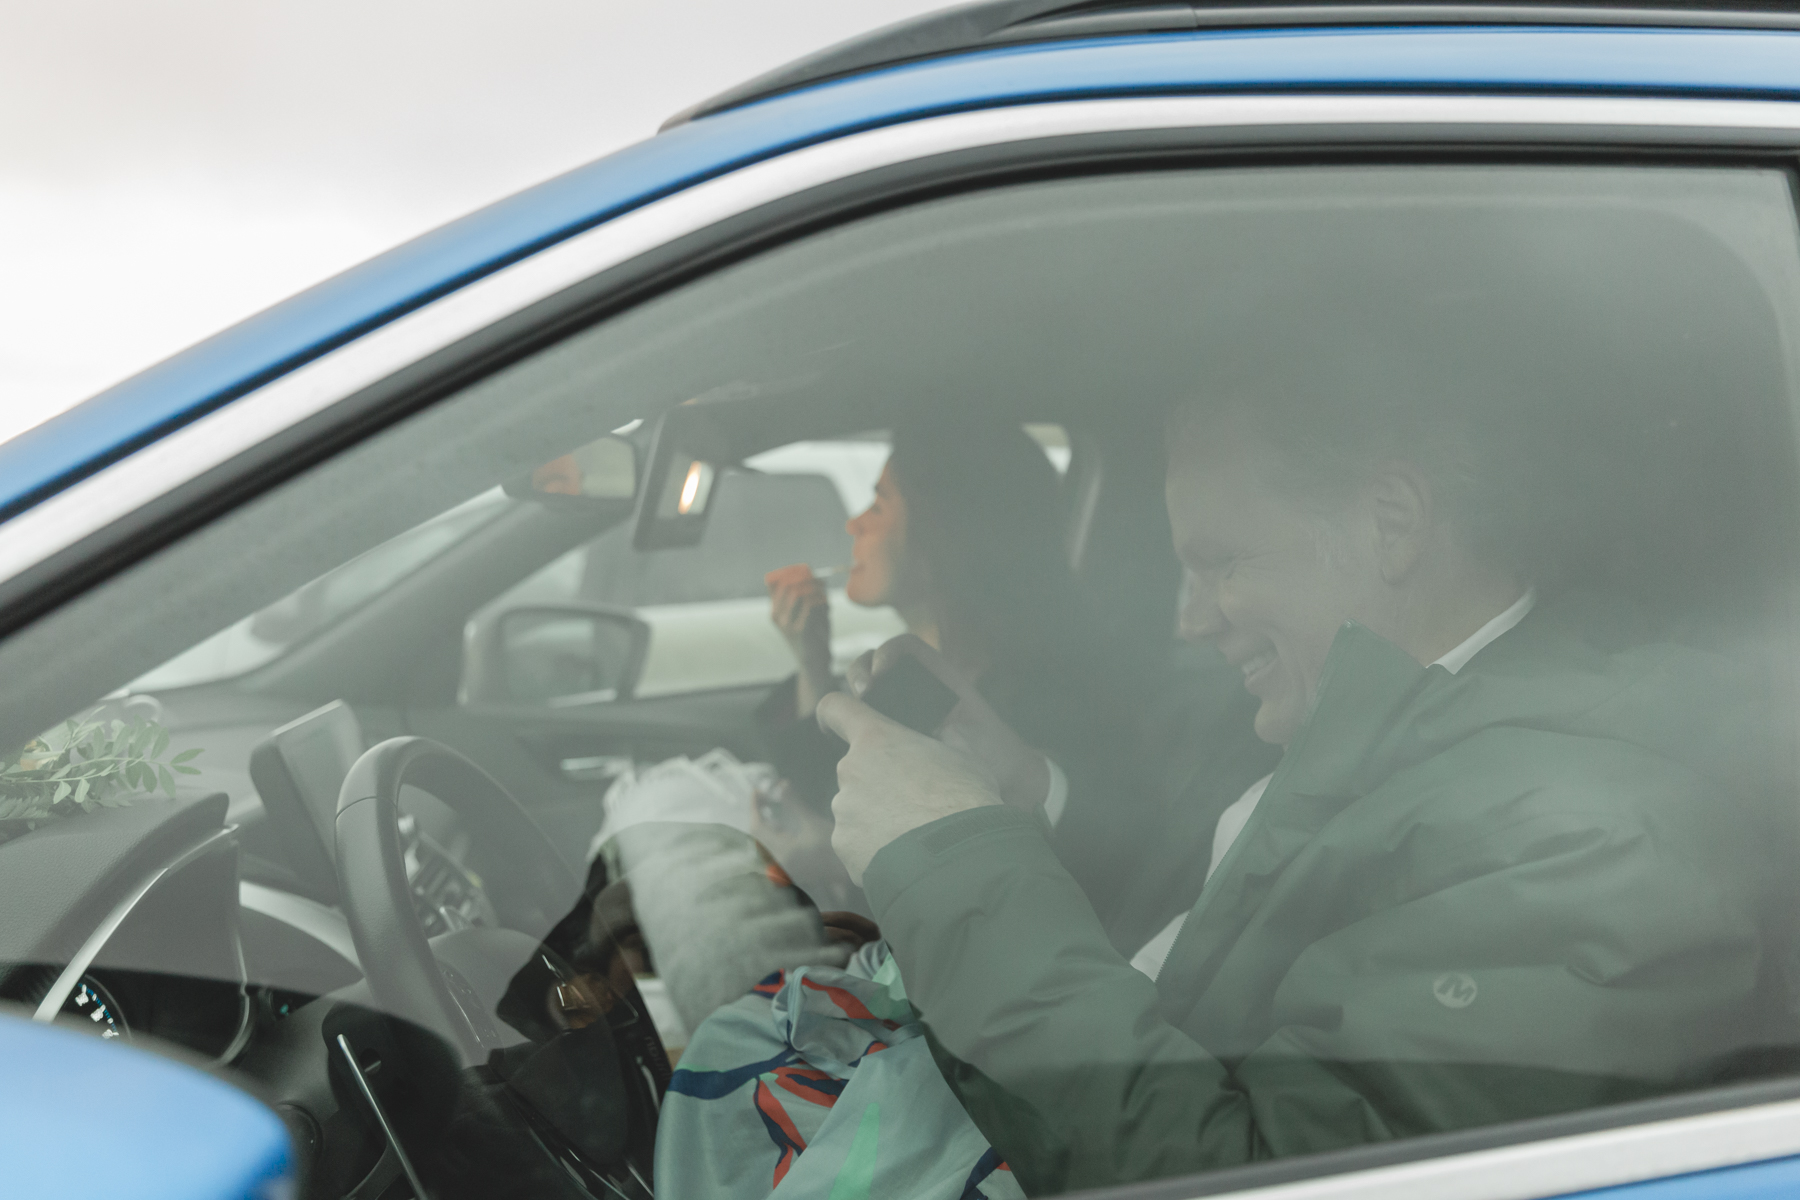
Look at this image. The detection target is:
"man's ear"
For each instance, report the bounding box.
[1366,463,1433,584]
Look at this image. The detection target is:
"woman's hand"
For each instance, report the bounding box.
[766,564,834,715]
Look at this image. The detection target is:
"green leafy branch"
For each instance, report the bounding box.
[0,716,201,823]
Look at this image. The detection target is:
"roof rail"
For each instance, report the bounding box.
[661,0,1800,128]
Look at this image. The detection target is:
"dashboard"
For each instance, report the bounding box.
[0,768,521,1198]
[0,693,506,1044]
[0,681,663,1200]
[0,802,250,1056]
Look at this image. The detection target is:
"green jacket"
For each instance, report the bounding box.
[862,602,1797,1194]
[1048,640,1281,955]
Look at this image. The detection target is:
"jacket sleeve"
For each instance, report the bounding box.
[863,807,1262,1192]
[863,801,1769,1194]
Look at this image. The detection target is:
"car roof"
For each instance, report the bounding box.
[664,0,1800,126]
[11,16,1800,524]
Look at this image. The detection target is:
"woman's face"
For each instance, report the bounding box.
[845,461,928,608]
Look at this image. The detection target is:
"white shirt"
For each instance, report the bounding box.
[1128,589,1537,981]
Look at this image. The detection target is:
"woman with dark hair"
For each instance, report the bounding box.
[754,416,1110,917]
[653,419,1116,1200]
[768,418,1085,710]
[595,420,1108,1047]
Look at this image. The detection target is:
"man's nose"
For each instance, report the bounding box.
[1177,572,1225,641]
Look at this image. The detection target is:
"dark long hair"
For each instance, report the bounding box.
[886,416,1097,716]
[773,418,1134,817]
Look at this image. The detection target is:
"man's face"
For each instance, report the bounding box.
[1166,422,1387,745]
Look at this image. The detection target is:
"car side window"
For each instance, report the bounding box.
[7,162,1800,1200]
[481,429,1072,697]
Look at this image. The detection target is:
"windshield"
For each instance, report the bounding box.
[126,488,510,692]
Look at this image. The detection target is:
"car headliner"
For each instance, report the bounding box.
[8,21,1800,523]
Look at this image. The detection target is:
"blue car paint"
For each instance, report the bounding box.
[10,24,1800,520]
[0,1014,291,1199]
[1561,1155,1800,1199]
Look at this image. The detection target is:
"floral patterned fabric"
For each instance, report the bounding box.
[656,940,1023,1200]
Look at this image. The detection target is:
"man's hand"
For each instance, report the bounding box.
[846,636,1051,812]
[815,691,1001,884]
[765,563,833,715]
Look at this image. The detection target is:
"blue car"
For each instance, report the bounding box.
[0,1013,294,1199]
[10,2,1800,1197]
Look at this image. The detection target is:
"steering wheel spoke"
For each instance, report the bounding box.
[330,737,658,1197]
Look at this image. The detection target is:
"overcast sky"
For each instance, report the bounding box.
[0,0,947,444]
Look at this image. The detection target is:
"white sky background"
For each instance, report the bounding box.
[0,0,948,445]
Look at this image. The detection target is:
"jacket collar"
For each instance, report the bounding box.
[1272,621,1437,802]
[1153,615,1526,1020]
[1154,597,1773,1023]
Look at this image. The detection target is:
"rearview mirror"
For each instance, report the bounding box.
[515,434,639,507]
[460,604,652,707]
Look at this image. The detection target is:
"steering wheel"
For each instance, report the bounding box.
[334,736,659,1198]
[336,737,582,1063]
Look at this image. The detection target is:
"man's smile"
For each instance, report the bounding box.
[1224,642,1280,691]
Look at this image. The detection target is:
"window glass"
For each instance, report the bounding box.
[483,437,908,696]
[5,165,1800,1199]
[128,488,509,691]
[481,430,1065,696]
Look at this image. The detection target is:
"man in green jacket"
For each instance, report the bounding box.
[815,388,1797,1194]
